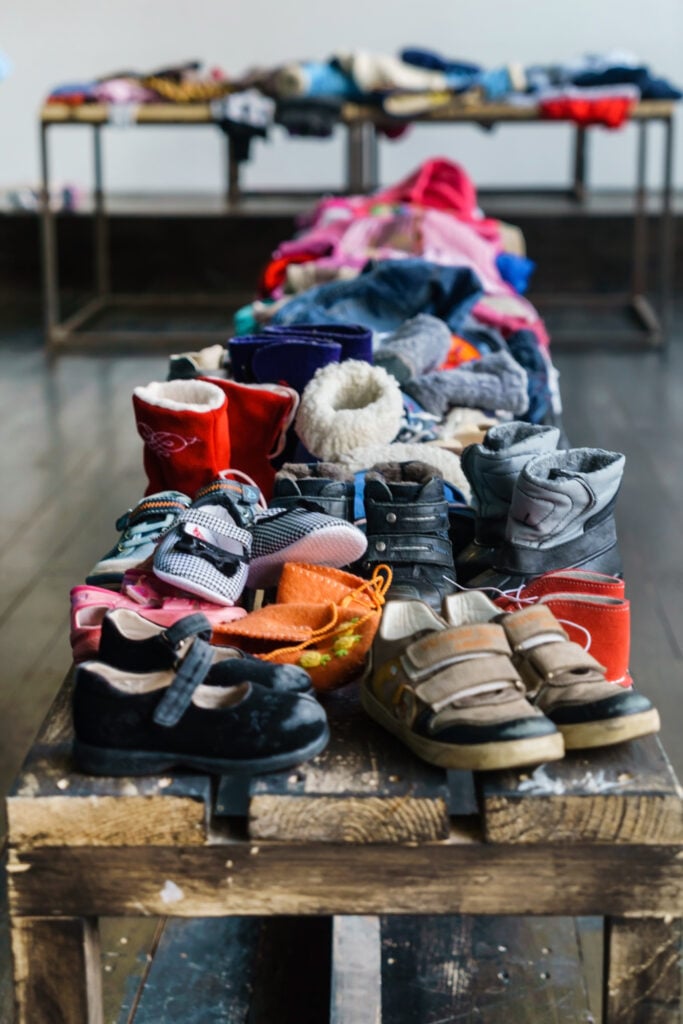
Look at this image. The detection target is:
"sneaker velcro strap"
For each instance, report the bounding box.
[153,637,215,727]
[127,496,189,527]
[415,654,522,710]
[365,501,449,536]
[178,509,252,552]
[403,623,512,679]
[365,534,453,567]
[161,613,213,650]
[523,640,606,683]
[504,605,569,651]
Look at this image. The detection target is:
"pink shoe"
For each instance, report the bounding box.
[70,582,245,663]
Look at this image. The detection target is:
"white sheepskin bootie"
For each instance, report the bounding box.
[295,360,404,461]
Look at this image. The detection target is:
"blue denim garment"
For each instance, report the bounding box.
[400,48,481,77]
[271,259,483,335]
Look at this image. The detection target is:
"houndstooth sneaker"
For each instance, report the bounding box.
[247,503,368,590]
[87,491,191,588]
[153,479,258,606]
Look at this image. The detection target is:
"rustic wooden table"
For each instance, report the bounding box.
[6,675,683,1023]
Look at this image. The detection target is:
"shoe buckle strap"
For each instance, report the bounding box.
[160,613,213,651]
[153,637,215,727]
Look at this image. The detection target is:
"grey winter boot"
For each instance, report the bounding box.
[470,448,625,591]
[455,422,560,583]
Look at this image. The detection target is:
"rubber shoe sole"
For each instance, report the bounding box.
[558,708,660,750]
[247,524,367,590]
[360,682,565,771]
[72,723,330,777]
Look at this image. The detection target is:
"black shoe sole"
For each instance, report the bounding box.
[72,724,330,777]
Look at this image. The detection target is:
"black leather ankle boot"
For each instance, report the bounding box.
[360,461,456,611]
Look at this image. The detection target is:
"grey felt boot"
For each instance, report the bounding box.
[455,422,560,583]
[403,351,529,418]
[470,448,625,591]
[374,314,452,384]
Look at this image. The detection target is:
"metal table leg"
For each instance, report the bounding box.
[93,124,110,297]
[39,123,59,348]
[631,120,649,301]
[346,121,379,194]
[658,114,675,344]
[572,126,588,202]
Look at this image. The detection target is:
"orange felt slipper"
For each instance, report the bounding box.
[212,563,391,691]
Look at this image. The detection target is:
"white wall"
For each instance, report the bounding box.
[1,0,682,195]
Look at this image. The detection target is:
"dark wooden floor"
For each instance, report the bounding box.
[0,312,681,1022]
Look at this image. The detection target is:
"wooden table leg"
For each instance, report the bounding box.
[604,916,682,1024]
[11,916,103,1024]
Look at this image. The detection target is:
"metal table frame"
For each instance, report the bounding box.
[40,100,676,351]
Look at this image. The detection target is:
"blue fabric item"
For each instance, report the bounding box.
[480,67,515,101]
[233,304,259,336]
[263,322,373,362]
[271,259,483,336]
[299,61,363,99]
[49,81,97,98]
[0,51,13,80]
[400,48,481,77]
[252,338,342,394]
[506,329,551,424]
[571,65,682,100]
[495,253,536,295]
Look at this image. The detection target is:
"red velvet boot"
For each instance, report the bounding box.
[132,379,230,497]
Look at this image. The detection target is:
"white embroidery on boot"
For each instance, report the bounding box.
[138,423,200,458]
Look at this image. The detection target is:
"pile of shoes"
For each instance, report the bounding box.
[68,165,659,781]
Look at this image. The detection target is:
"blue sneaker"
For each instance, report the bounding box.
[86,491,191,588]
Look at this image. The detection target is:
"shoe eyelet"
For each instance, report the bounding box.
[386,512,397,523]
[376,541,386,552]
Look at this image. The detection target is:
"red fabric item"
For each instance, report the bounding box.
[372,157,500,240]
[439,334,482,370]
[132,382,230,498]
[258,251,319,297]
[540,95,636,129]
[494,569,625,610]
[200,378,298,499]
[538,594,632,689]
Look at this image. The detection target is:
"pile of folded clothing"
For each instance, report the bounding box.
[232,156,556,427]
[46,49,681,136]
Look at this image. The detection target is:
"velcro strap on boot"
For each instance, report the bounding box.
[366,534,453,567]
[524,640,606,684]
[366,500,449,536]
[416,655,522,711]
[504,605,568,651]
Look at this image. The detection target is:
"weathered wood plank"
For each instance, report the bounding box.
[8,842,683,918]
[244,685,451,843]
[11,916,103,1024]
[604,916,682,1024]
[575,916,603,1024]
[331,917,381,1024]
[7,675,213,848]
[131,917,260,1024]
[480,736,683,844]
[382,915,593,1023]
[100,917,163,1024]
